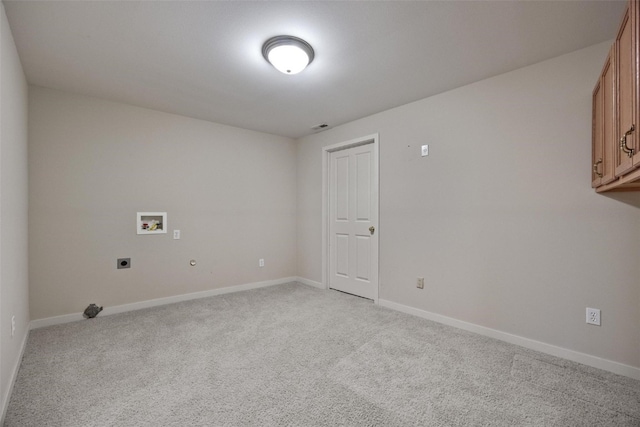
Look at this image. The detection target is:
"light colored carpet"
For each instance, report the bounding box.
[4,282,640,426]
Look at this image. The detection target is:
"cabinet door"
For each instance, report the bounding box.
[593,78,604,187]
[615,3,637,177]
[602,46,616,185]
[593,46,616,188]
[593,46,617,186]
[632,0,640,168]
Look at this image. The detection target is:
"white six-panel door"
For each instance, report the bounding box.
[328,141,378,300]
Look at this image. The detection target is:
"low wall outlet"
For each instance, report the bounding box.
[117,258,131,269]
[173,230,181,239]
[586,307,601,326]
[417,277,424,289]
[421,145,429,157]
[259,259,265,267]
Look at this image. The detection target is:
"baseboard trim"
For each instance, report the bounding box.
[30,277,298,330]
[295,277,324,289]
[28,281,639,381]
[378,298,640,381]
[1,328,29,426]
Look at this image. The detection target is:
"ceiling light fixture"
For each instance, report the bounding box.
[262,35,314,75]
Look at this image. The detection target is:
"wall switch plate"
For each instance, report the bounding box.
[173,230,181,239]
[259,259,265,267]
[417,277,424,289]
[586,307,601,326]
[117,258,131,269]
[421,145,429,157]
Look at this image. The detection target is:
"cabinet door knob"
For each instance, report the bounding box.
[620,124,635,158]
[593,159,603,178]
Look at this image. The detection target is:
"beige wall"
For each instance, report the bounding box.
[28,86,297,320]
[15,27,640,389]
[0,3,29,418]
[297,42,640,370]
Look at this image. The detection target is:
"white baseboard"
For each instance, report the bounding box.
[295,277,324,289]
[1,328,29,426]
[28,279,639,381]
[30,277,298,330]
[379,298,640,381]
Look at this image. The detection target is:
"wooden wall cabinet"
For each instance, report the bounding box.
[593,1,640,192]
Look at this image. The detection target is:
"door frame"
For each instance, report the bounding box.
[322,133,379,303]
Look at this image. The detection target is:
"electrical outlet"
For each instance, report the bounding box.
[117,258,131,269]
[417,277,424,289]
[259,258,265,267]
[586,307,601,326]
[11,315,15,337]
[173,230,181,239]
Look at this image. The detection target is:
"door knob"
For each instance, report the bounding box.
[369,226,375,234]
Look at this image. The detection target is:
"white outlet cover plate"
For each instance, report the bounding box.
[586,307,601,326]
[421,145,429,157]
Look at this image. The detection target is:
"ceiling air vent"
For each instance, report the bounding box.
[311,123,330,132]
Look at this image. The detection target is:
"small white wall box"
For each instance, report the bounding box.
[137,212,167,235]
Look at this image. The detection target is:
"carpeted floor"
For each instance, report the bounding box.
[4,282,640,426]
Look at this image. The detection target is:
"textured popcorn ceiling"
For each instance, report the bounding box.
[3,0,626,138]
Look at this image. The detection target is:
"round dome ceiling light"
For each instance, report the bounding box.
[262,35,315,75]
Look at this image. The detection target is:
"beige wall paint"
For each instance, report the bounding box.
[29,86,297,320]
[0,3,29,418]
[297,42,640,369]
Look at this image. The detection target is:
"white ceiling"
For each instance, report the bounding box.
[3,0,626,139]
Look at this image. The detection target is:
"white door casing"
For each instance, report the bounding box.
[322,134,379,301]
